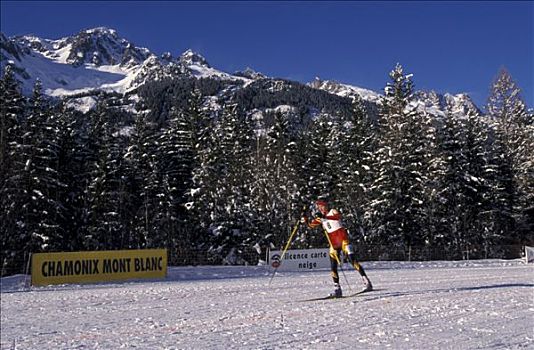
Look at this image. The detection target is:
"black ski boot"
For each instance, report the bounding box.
[362,276,373,292]
[330,283,342,298]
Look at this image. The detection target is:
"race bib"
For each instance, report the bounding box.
[322,219,342,233]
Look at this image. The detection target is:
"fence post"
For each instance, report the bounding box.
[24,252,32,291]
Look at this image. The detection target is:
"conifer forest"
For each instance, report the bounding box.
[1,64,533,276]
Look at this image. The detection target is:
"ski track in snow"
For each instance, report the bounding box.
[1,260,533,349]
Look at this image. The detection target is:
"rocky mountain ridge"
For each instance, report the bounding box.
[1,27,481,116]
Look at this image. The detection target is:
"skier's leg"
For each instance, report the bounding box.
[342,241,373,291]
[341,240,366,275]
[329,246,340,283]
[329,247,342,297]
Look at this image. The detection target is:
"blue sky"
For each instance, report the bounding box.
[1,1,532,108]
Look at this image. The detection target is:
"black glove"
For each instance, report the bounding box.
[314,211,323,219]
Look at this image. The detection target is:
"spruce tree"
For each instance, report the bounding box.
[250,111,300,254]
[334,98,376,244]
[0,65,26,275]
[296,111,341,248]
[437,107,491,258]
[486,68,533,249]
[157,106,195,255]
[0,65,24,181]
[302,112,338,201]
[20,80,65,253]
[54,102,85,251]
[195,103,255,263]
[370,64,436,258]
[85,97,128,250]
[190,107,220,251]
[125,110,157,249]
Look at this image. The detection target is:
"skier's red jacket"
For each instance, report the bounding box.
[306,209,349,249]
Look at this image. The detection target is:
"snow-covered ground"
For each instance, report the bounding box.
[1,260,533,349]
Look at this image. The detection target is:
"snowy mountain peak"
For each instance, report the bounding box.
[0,28,252,100]
[62,27,151,67]
[179,49,210,68]
[83,26,118,36]
[310,78,482,118]
[1,27,483,116]
[309,77,382,103]
[414,90,481,116]
[234,67,266,80]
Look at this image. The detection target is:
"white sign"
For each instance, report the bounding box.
[268,248,330,271]
[525,246,534,264]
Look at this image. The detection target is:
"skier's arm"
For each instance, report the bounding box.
[301,215,322,229]
[324,209,341,221]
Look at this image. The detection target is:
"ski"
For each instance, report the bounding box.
[299,288,378,302]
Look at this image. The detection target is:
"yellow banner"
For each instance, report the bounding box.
[31,249,167,286]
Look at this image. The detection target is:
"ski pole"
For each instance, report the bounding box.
[268,205,307,286]
[323,228,352,292]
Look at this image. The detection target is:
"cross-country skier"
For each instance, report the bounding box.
[301,198,373,297]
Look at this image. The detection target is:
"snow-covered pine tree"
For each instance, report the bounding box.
[189,110,220,253]
[518,106,534,241]
[437,105,491,258]
[226,103,256,262]
[436,107,464,252]
[0,65,24,183]
[18,80,66,253]
[85,96,128,250]
[54,102,85,251]
[250,111,300,255]
[185,88,208,160]
[334,97,376,244]
[124,109,157,249]
[369,64,435,259]
[157,106,195,254]
[369,64,412,249]
[417,107,446,259]
[298,111,340,248]
[201,103,255,263]
[486,68,533,249]
[462,111,494,255]
[302,111,339,201]
[0,64,27,275]
[2,80,49,270]
[176,89,215,264]
[61,101,102,252]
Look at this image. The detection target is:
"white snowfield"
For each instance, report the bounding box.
[1,260,533,349]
